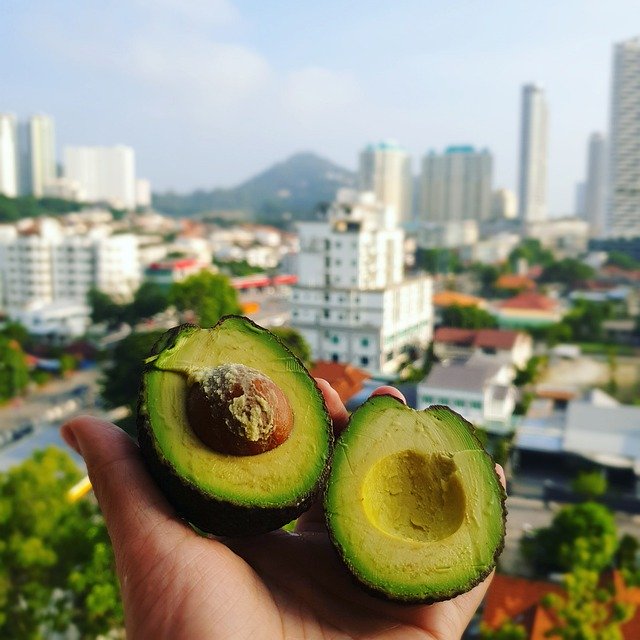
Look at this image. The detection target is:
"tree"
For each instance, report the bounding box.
[127,282,169,323]
[169,271,241,327]
[100,330,164,436]
[521,502,618,576]
[606,251,640,270]
[508,239,554,270]
[87,287,126,326]
[539,259,595,289]
[0,337,29,403]
[564,300,612,343]
[542,561,634,639]
[616,534,640,586]
[441,304,497,329]
[0,448,123,638]
[416,248,462,274]
[571,470,607,500]
[513,355,546,387]
[480,620,527,639]
[269,326,312,368]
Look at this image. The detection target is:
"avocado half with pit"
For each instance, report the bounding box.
[325,395,506,603]
[137,316,333,536]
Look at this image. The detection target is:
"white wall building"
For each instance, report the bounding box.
[417,360,517,434]
[0,114,18,197]
[583,132,607,237]
[518,84,548,224]
[19,114,57,197]
[0,218,140,317]
[608,37,640,238]
[492,188,518,220]
[419,146,493,223]
[64,145,137,210]
[291,189,432,374]
[358,141,413,225]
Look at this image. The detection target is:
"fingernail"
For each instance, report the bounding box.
[61,424,81,455]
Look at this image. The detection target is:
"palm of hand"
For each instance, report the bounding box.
[63,383,497,640]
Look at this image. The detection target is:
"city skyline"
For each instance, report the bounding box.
[1,2,638,214]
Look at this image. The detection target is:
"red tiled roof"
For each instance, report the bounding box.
[309,361,371,403]
[432,291,485,307]
[483,572,640,640]
[499,292,558,311]
[434,327,522,350]
[496,274,536,291]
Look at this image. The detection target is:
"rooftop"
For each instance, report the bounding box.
[434,327,523,350]
[309,361,371,403]
[420,360,503,393]
[432,290,485,308]
[499,291,559,312]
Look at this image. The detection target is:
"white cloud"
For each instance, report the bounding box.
[134,0,240,29]
[283,67,361,121]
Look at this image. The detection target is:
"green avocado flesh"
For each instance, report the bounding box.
[138,316,333,535]
[325,396,506,603]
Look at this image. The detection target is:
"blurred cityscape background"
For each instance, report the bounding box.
[2,2,640,638]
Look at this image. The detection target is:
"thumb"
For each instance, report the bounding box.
[61,416,189,559]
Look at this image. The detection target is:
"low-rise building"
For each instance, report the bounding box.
[417,359,517,433]
[433,327,532,369]
[493,291,563,329]
[13,300,91,341]
[144,258,203,290]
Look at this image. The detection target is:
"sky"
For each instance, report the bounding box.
[1,0,638,213]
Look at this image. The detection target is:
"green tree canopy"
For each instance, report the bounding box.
[480,620,527,639]
[522,502,618,576]
[416,248,462,274]
[269,326,312,368]
[606,250,640,270]
[0,336,30,403]
[571,470,608,500]
[542,562,634,640]
[169,271,241,327]
[540,258,596,288]
[127,282,170,323]
[100,330,164,436]
[0,448,122,638]
[87,287,126,327]
[508,238,554,269]
[441,304,498,329]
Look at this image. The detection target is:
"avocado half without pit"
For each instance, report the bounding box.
[137,316,333,536]
[324,395,506,604]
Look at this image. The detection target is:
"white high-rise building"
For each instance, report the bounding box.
[518,84,548,224]
[19,114,57,197]
[492,188,518,220]
[358,141,413,225]
[583,132,607,237]
[0,218,140,316]
[608,37,640,237]
[291,189,433,374]
[0,114,18,197]
[419,146,493,223]
[64,145,136,209]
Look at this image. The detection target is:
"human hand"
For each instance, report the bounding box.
[61,382,505,640]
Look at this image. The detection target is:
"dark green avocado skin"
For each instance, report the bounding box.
[137,317,333,537]
[324,397,507,604]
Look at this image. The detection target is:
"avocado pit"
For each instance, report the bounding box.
[186,363,294,456]
[362,450,466,543]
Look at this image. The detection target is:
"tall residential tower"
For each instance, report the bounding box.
[0,114,18,197]
[608,37,640,237]
[583,132,607,237]
[19,114,56,197]
[518,84,548,225]
[358,141,413,225]
[419,146,493,223]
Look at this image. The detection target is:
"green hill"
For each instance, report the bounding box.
[152,152,355,222]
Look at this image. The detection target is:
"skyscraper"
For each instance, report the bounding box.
[419,146,493,223]
[583,132,607,237]
[64,145,137,209]
[358,141,413,225]
[517,84,548,224]
[0,114,18,197]
[608,37,640,237]
[19,114,56,197]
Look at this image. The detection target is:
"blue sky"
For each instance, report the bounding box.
[1,1,637,213]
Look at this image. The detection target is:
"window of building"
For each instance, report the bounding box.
[454,399,465,408]
[323,309,330,319]
[324,292,330,301]
[324,239,331,250]
[361,337,369,347]
[386,351,394,362]
[325,256,331,268]
[360,356,369,366]
[471,400,482,409]
[332,353,339,363]
[422,395,433,404]
[438,398,449,405]
[332,336,339,344]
